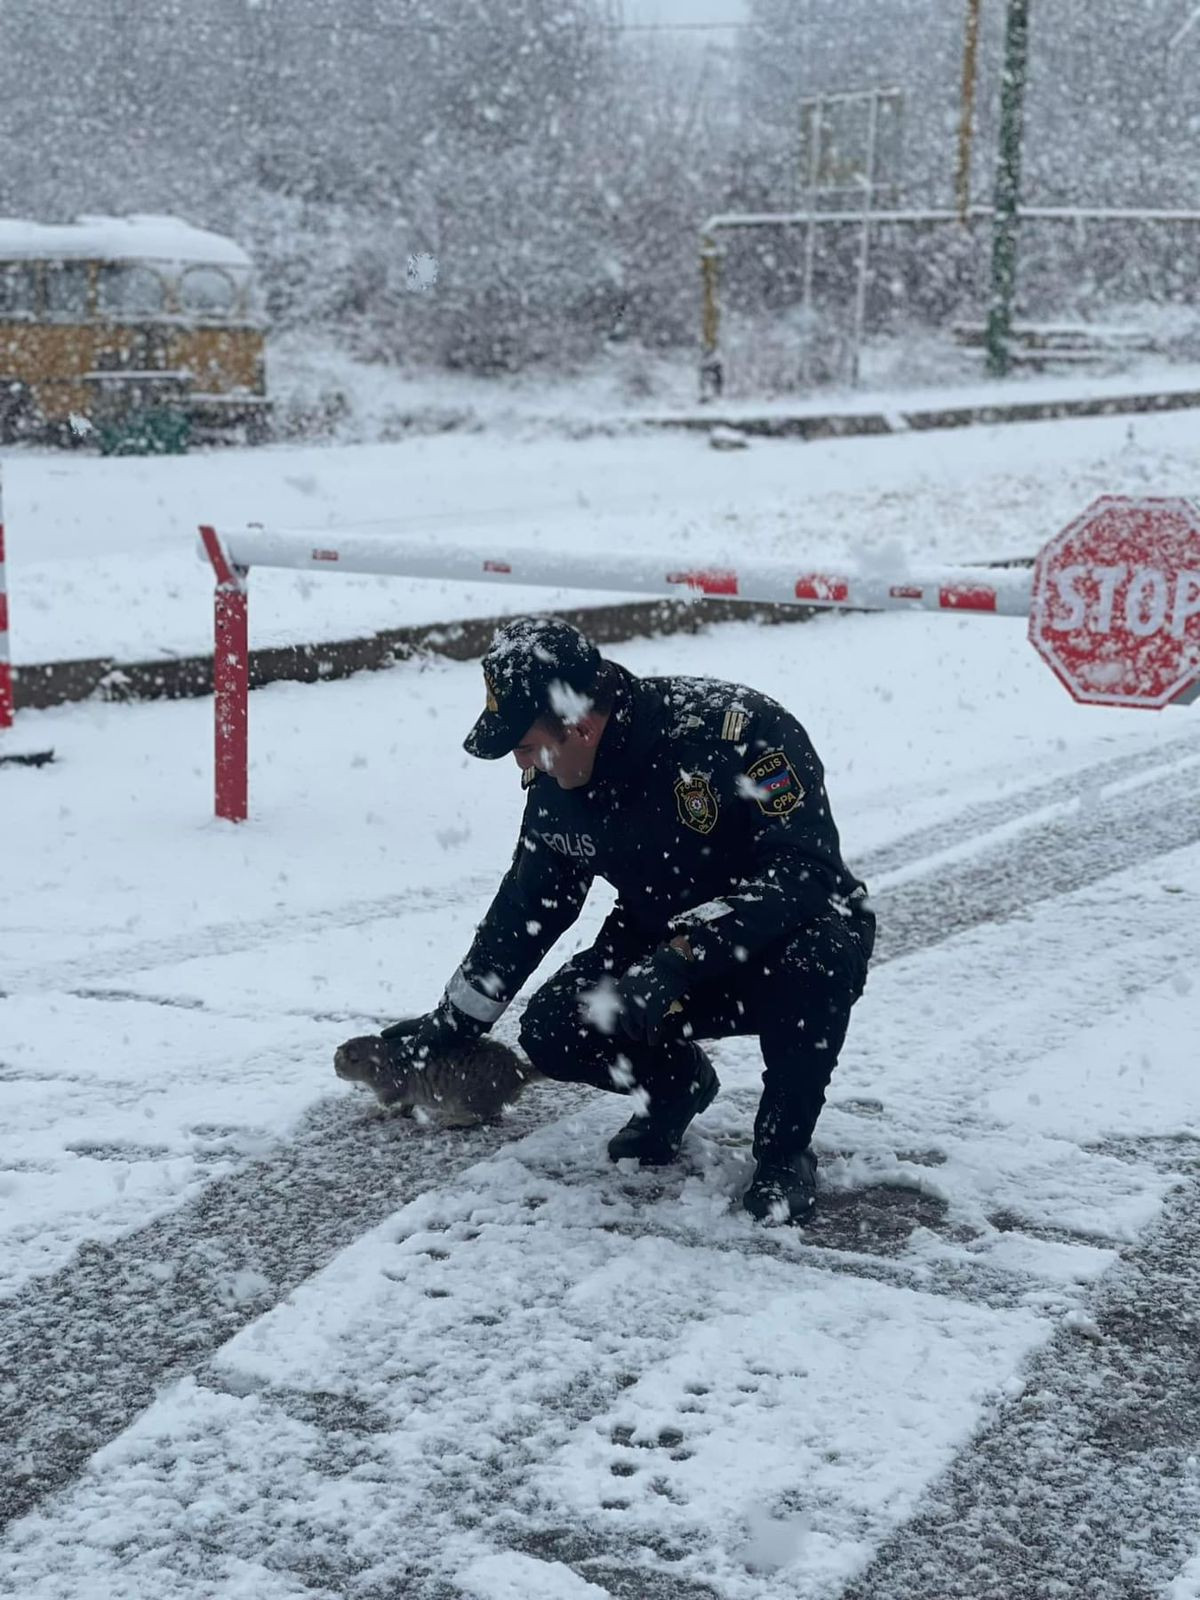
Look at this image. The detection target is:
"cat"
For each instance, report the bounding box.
[334,1033,541,1127]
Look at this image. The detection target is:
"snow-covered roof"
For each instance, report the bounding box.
[0,214,253,270]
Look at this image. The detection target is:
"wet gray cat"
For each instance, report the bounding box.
[334,1034,541,1126]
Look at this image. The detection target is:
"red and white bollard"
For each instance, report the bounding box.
[0,472,12,731]
[199,525,249,823]
[0,465,54,768]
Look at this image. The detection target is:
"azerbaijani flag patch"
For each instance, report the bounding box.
[745,749,804,816]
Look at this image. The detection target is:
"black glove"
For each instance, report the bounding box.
[380,996,486,1064]
[615,945,692,1046]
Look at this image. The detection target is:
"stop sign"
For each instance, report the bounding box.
[1029,495,1200,708]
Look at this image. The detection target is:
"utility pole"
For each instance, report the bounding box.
[985,0,1031,377]
[955,0,982,224]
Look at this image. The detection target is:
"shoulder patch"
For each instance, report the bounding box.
[675,773,719,835]
[720,708,750,742]
[745,749,804,816]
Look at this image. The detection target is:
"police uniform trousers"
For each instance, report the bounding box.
[517,904,874,1160]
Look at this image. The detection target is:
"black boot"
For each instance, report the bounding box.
[743,1147,818,1225]
[606,1049,719,1166]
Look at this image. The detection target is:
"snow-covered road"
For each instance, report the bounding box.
[3,601,1200,1597]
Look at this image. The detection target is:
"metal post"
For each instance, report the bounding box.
[699,234,723,401]
[800,96,823,385]
[956,0,982,224]
[986,0,1031,377]
[200,524,249,823]
[850,90,880,387]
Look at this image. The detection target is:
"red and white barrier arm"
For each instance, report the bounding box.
[0,472,12,730]
[198,523,1033,822]
[202,527,1034,619]
[198,498,1197,821]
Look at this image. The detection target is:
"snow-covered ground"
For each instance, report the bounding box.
[4,389,1200,666]
[3,527,1200,1596]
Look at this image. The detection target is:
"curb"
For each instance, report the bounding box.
[12,595,830,714]
[646,383,1200,440]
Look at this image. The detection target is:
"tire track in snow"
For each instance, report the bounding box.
[6,737,1195,1001]
[2,872,501,997]
[1,748,1198,1545]
[0,1086,592,1532]
[860,731,1199,883]
[844,1143,1200,1600]
[875,756,1200,965]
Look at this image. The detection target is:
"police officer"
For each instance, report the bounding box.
[353,616,875,1224]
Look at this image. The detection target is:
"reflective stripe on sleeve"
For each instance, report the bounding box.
[447,967,508,1024]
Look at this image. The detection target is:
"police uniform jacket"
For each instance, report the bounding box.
[445,663,872,1028]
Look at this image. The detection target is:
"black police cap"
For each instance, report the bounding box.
[464,617,602,759]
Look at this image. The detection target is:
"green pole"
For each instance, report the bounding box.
[986,0,1030,377]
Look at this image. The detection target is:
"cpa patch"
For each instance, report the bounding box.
[675,774,719,835]
[745,749,804,816]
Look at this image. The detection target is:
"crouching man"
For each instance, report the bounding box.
[342,616,875,1225]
